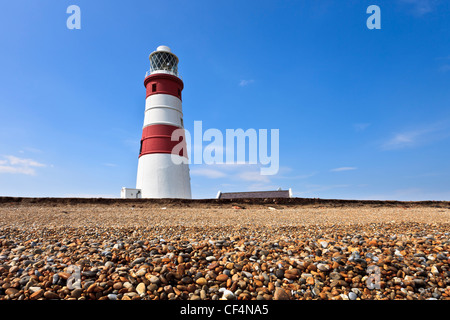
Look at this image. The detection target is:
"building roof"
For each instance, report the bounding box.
[216,189,292,199]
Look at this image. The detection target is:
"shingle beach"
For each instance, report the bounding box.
[1,197,449,300]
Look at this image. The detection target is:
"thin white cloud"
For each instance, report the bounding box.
[22,147,43,153]
[0,166,36,175]
[383,132,418,149]
[275,170,317,180]
[103,163,118,167]
[190,168,227,179]
[439,64,450,73]
[353,123,370,132]
[382,128,433,150]
[5,155,45,167]
[436,56,450,73]
[194,163,259,172]
[0,155,46,176]
[63,193,117,198]
[382,121,450,150]
[330,167,357,172]
[247,183,281,191]
[237,171,270,183]
[295,184,351,196]
[239,79,254,87]
[399,0,439,16]
[191,163,272,182]
[365,188,450,201]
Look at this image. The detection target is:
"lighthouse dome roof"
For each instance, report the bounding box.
[156,45,172,53]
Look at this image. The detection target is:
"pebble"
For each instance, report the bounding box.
[431,266,439,275]
[19,276,31,286]
[216,274,228,282]
[274,287,290,300]
[275,269,284,279]
[44,291,60,299]
[196,277,207,286]
[149,276,160,284]
[30,289,44,300]
[219,288,236,300]
[132,257,145,265]
[71,288,83,299]
[135,268,147,277]
[136,283,146,295]
[5,288,19,296]
[29,286,41,293]
[317,263,330,272]
[320,241,328,248]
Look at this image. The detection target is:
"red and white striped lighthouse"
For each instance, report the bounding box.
[135,45,191,199]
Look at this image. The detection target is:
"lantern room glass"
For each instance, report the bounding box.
[149,51,179,77]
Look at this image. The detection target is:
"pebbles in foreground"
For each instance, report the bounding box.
[0,201,449,300]
[0,222,449,300]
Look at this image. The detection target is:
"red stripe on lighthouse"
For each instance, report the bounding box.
[144,73,184,100]
[139,124,188,158]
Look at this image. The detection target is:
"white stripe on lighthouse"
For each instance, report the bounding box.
[143,94,183,128]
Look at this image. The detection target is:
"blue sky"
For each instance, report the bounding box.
[0,0,449,200]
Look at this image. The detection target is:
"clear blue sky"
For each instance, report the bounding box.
[0,0,449,200]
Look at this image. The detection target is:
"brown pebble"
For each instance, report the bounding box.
[30,289,44,300]
[216,274,229,282]
[113,282,123,290]
[196,277,207,286]
[44,291,60,299]
[177,264,185,276]
[58,272,71,280]
[274,287,290,300]
[71,288,83,299]
[208,262,219,270]
[86,283,97,293]
[5,288,19,296]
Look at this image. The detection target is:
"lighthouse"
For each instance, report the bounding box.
[124,45,191,199]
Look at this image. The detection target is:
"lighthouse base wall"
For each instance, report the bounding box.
[136,153,191,199]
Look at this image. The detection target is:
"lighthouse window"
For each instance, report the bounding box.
[152,83,157,92]
[178,89,181,97]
